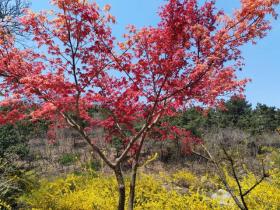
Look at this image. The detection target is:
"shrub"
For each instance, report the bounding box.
[82,159,102,172]
[0,158,37,209]
[21,168,280,209]
[243,173,280,210]
[58,153,79,166]
[20,174,118,210]
[171,170,199,188]
[213,168,280,210]
[20,172,225,210]
[0,199,11,210]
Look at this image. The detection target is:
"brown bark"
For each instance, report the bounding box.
[128,133,147,210]
[114,165,126,210]
[128,162,138,210]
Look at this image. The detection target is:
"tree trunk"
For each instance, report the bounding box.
[128,162,138,210]
[114,165,126,210]
[128,134,146,210]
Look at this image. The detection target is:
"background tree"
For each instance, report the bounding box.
[0,0,279,209]
[0,123,30,158]
[179,108,206,138]
[250,104,280,134]
[218,98,252,129]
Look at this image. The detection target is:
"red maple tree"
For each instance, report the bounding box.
[0,0,279,209]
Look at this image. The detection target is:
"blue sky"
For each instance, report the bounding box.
[30,0,280,108]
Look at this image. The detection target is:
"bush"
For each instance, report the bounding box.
[20,168,280,210]
[58,153,79,166]
[20,174,118,210]
[171,170,199,188]
[19,172,224,210]
[0,158,37,209]
[82,159,102,172]
[0,199,11,210]
[214,168,280,210]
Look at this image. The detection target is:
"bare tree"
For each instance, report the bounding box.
[193,144,269,210]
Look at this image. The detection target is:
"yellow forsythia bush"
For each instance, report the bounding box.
[219,169,280,210]
[133,174,223,210]
[244,174,280,210]
[20,173,223,210]
[171,170,199,188]
[20,174,118,209]
[20,169,280,210]
[0,199,12,210]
